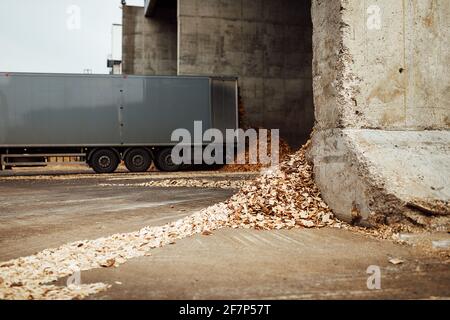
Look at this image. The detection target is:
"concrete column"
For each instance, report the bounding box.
[310,0,450,229]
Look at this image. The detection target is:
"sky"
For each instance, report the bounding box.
[0,0,144,74]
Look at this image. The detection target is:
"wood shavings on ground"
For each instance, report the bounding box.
[98,179,245,190]
[0,283,110,300]
[0,142,342,300]
[0,172,257,183]
[0,204,231,300]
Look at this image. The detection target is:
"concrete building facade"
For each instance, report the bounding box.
[122,2,177,75]
[122,0,314,148]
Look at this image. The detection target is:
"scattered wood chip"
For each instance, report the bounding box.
[389,258,405,265]
[100,259,116,268]
[10,282,23,288]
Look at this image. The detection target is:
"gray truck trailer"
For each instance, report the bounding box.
[0,73,238,173]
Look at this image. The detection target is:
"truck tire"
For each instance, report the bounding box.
[155,148,181,172]
[124,148,152,173]
[90,149,120,174]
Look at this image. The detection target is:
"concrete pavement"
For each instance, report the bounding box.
[78,228,449,300]
[0,168,448,300]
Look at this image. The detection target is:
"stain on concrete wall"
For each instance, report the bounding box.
[122,5,177,75]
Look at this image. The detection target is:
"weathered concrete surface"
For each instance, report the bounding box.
[310,129,450,228]
[122,4,177,75]
[310,0,450,227]
[312,0,450,130]
[177,0,314,148]
[78,228,450,300]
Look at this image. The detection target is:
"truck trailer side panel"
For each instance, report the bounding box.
[121,77,211,145]
[0,73,237,148]
[0,74,122,146]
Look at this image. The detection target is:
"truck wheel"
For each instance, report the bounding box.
[155,148,181,172]
[125,148,152,173]
[90,149,120,174]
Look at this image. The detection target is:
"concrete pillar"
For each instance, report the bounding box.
[310,0,450,229]
[312,0,449,130]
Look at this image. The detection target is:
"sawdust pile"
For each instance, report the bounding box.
[225,141,335,229]
[99,179,245,190]
[0,142,338,300]
[221,129,293,172]
[224,96,292,173]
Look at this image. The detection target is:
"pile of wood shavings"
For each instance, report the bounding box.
[225,142,335,229]
[221,130,293,173]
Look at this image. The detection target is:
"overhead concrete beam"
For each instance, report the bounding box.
[144,0,158,17]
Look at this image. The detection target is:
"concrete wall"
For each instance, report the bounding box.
[313,0,450,131]
[177,0,314,147]
[310,0,450,229]
[122,5,177,75]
